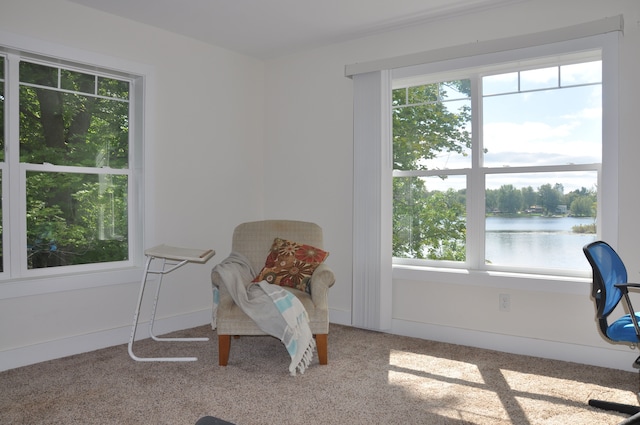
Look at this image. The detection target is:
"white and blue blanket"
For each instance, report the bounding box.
[212,252,315,375]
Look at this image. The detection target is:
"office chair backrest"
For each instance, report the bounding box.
[583,241,627,333]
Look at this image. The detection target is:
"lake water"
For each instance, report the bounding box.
[485,216,596,271]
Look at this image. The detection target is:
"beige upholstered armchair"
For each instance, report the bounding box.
[211,220,335,366]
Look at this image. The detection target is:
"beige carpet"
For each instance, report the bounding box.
[1,324,639,424]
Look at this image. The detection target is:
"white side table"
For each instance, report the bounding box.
[128,244,216,362]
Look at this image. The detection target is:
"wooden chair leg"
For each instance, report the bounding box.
[218,334,231,366]
[315,334,328,365]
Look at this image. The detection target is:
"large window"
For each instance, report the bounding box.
[392,51,604,276]
[1,51,141,277]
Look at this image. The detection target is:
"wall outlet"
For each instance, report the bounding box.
[499,293,511,312]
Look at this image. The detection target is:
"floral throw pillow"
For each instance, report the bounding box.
[252,238,329,293]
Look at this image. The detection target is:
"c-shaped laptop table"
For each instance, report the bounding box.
[128,244,215,362]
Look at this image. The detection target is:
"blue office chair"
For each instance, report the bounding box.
[584,241,640,422]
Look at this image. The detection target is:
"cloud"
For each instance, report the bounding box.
[483,120,600,166]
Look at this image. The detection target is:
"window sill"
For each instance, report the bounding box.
[392,264,590,295]
[0,267,144,300]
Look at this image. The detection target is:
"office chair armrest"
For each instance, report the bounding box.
[614,282,640,292]
[613,283,640,337]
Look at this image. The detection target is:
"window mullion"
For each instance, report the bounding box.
[467,74,484,270]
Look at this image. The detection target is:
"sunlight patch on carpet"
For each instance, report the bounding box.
[389,349,486,384]
[386,350,514,423]
[500,369,631,404]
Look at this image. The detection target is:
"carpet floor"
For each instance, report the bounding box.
[1,324,639,424]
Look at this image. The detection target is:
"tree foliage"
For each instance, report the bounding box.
[392,81,471,260]
[485,185,596,217]
[15,61,130,269]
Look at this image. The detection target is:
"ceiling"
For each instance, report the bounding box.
[68,0,524,59]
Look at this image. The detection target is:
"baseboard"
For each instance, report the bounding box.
[2,307,348,372]
[329,308,352,326]
[391,319,639,372]
[0,310,212,372]
[4,311,631,373]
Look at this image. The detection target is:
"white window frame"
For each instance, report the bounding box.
[391,46,609,278]
[0,31,155,299]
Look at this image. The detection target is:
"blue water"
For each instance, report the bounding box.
[485,216,596,270]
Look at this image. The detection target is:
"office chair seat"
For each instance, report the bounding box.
[608,313,640,342]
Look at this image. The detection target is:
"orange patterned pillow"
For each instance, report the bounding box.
[252,238,329,293]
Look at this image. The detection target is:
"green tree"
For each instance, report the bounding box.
[521,186,537,210]
[485,189,499,213]
[570,197,594,217]
[497,184,523,214]
[393,185,466,260]
[566,187,596,217]
[538,183,562,215]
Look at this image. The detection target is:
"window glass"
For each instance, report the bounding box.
[393,175,466,261]
[485,171,597,270]
[483,72,518,96]
[19,61,129,168]
[26,171,128,269]
[561,61,601,86]
[392,57,601,274]
[19,61,57,87]
[98,77,129,100]
[483,67,601,168]
[520,66,558,91]
[60,69,95,94]
[392,79,471,171]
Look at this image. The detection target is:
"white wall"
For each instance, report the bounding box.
[2,0,640,372]
[262,0,640,370]
[0,0,266,369]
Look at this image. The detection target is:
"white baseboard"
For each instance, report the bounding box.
[4,311,632,373]
[329,308,352,326]
[0,310,212,372]
[391,318,639,372]
[1,307,348,372]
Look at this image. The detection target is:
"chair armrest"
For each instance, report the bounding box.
[211,268,240,309]
[309,263,335,307]
[211,268,223,289]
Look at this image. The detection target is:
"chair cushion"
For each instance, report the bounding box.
[252,238,329,293]
[606,313,640,342]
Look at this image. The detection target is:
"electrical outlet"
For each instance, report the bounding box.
[499,293,511,312]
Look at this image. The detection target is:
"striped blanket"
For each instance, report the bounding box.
[212,252,315,375]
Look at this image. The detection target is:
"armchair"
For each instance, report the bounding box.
[211,220,335,366]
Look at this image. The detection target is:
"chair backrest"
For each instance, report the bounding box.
[583,241,627,334]
[232,220,324,273]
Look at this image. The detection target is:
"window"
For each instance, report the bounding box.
[349,22,620,330]
[391,47,608,276]
[1,50,142,278]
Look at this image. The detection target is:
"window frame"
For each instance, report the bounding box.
[0,31,153,299]
[390,33,618,280]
